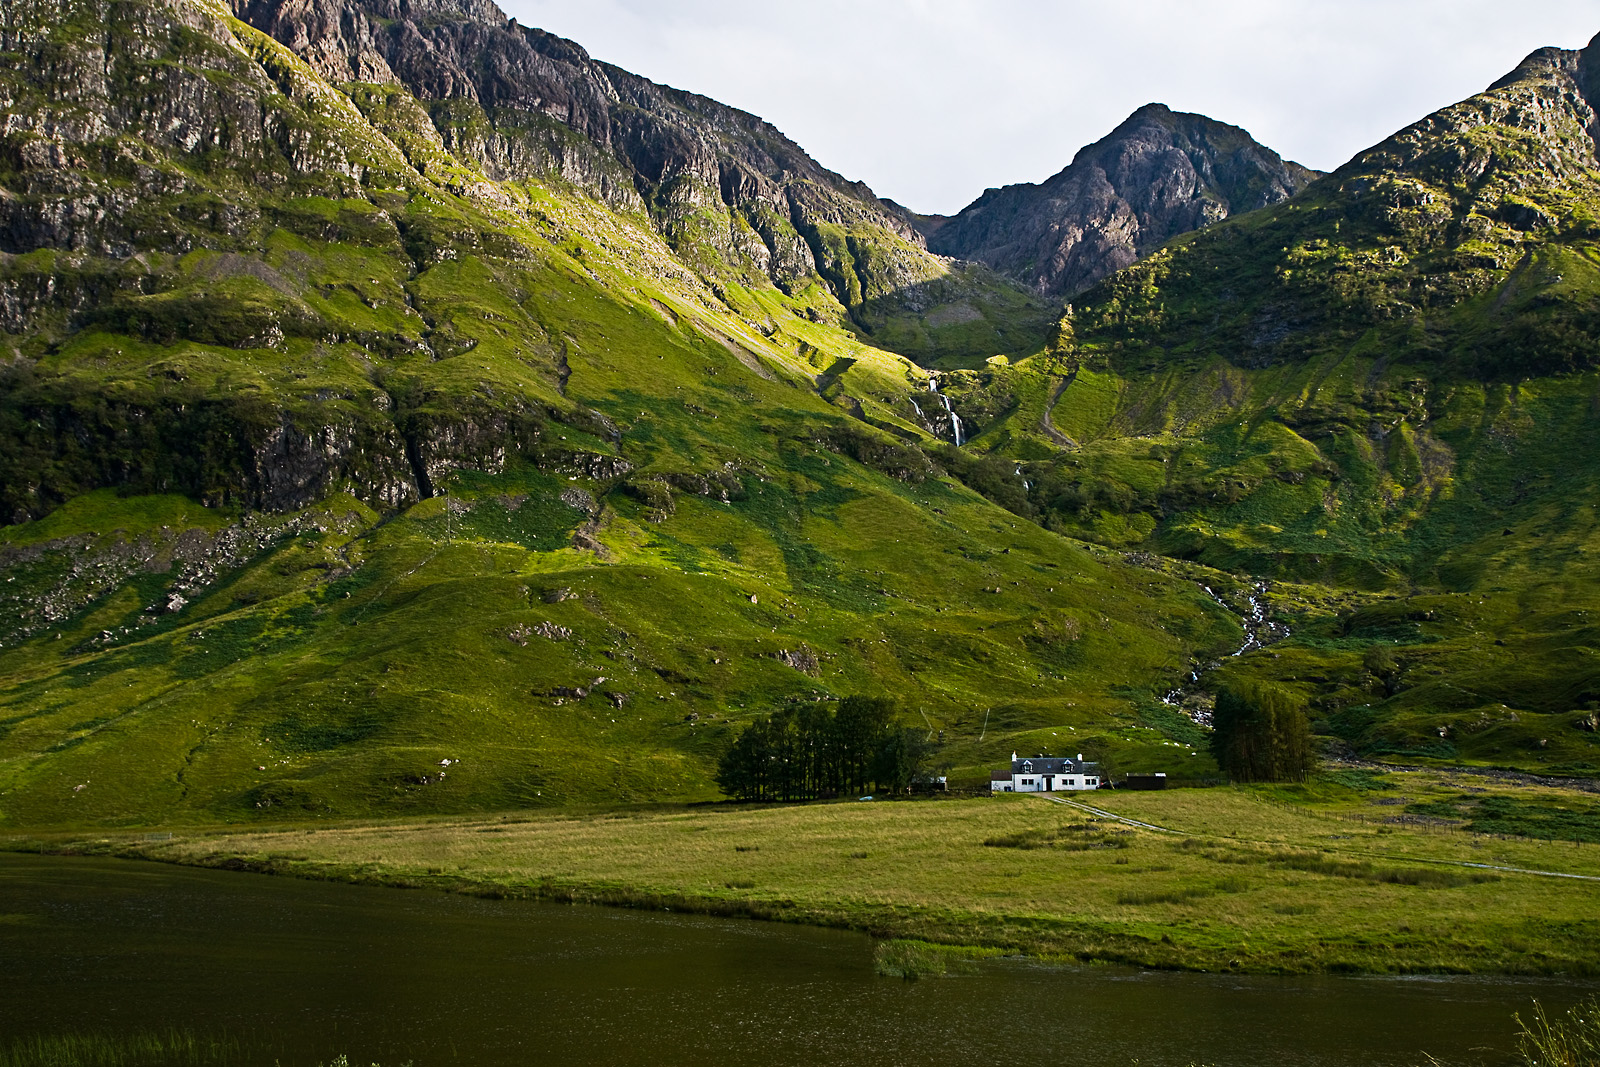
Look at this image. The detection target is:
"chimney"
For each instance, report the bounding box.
[1077,753,1083,762]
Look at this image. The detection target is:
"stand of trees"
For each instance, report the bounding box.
[1209,682,1317,782]
[716,696,933,802]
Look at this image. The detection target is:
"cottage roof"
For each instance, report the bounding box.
[1010,754,1099,775]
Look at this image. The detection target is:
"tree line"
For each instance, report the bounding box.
[1209,682,1317,782]
[716,696,932,802]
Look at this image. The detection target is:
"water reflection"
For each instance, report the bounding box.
[0,854,1590,1066]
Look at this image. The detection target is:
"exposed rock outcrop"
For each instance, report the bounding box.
[925,104,1321,296]
[231,0,939,303]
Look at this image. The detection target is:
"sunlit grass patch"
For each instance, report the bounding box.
[872,939,1001,980]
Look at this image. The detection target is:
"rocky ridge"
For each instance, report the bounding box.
[1059,34,1600,377]
[232,0,952,312]
[925,104,1320,296]
[0,0,1064,523]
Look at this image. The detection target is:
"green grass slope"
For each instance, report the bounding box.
[0,466,1240,827]
[0,0,1244,829]
[915,35,1600,773]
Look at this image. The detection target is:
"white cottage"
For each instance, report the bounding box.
[990,753,1100,793]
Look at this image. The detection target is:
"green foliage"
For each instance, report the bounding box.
[1210,682,1317,782]
[1318,769,1395,792]
[934,445,1034,518]
[716,696,934,800]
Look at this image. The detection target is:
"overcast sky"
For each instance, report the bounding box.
[499,1,1600,216]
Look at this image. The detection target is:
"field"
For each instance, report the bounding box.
[17,769,1600,977]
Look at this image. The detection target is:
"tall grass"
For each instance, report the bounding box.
[1268,850,1499,887]
[1516,998,1600,1067]
[983,821,1132,851]
[873,939,1000,979]
[0,1035,412,1067]
[0,1030,239,1067]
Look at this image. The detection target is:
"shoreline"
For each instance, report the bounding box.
[7,781,1599,979]
[1,841,1581,978]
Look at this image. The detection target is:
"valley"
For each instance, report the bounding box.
[0,0,1598,1004]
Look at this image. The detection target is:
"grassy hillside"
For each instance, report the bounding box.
[0,0,1248,830]
[2,0,1600,834]
[0,464,1244,827]
[911,40,1600,773]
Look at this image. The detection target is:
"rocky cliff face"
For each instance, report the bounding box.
[925,104,1320,296]
[0,0,972,521]
[231,0,941,303]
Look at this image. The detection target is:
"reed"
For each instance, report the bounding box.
[872,939,1000,980]
[0,1030,238,1067]
[1515,998,1600,1067]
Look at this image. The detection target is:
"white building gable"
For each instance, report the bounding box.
[992,753,1100,793]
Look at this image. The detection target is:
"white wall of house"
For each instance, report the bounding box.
[1007,774,1099,792]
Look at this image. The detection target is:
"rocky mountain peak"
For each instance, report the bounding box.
[229,0,935,307]
[1058,24,1600,384]
[924,104,1320,296]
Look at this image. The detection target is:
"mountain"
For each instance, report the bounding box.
[1057,44,1600,378]
[0,0,1242,827]
[945,34,1600,770]
[236,0,1057,364]
[237,0,920,294]
[924,104,1321,296]
[2,0,1598,831]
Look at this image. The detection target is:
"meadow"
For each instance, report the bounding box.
[21,768,1599,977]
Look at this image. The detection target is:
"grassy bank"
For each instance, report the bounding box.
[12,770,1599,977]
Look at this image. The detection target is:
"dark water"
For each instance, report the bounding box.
[0,854,1593,1067]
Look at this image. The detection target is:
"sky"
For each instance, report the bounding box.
[497,0,1600,216]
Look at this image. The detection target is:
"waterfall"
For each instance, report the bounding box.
[927,377,963,446]
[1160,581,1290,728]
[944,395,963,446]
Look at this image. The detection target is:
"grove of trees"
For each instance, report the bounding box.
[1209,682,1318,782]
[716,696,933,802]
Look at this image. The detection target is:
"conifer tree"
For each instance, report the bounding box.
[1210,682,1316,782]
